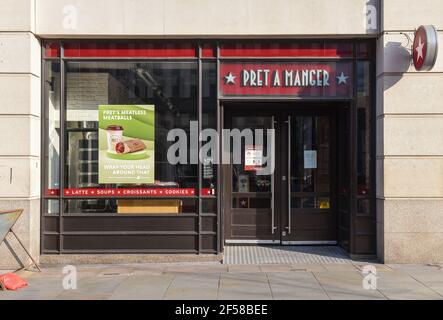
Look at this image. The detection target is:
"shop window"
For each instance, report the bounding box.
[43,200,60,215]
[44,42,60,58]
[64,61,198,196]
[357,61,371,196]
[44,61,61,194]
[357,199,371,215]
[201,43,216,58]
[356,41,373,59]
[201,198,217,213]
[202,62,217,194]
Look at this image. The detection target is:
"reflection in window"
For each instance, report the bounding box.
[202,62,217,192]
[44,200,60,214]
[45,62,61,190]
[357,61,371,195]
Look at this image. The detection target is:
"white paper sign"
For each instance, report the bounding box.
[245,145,263,171]
[304,150,317,169]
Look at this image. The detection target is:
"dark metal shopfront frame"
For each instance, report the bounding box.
[41,39,376,256]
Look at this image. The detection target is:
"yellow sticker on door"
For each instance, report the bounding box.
[319,201,330,209]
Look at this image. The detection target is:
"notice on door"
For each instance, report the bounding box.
[304,150,317,169]
[244,145,263,171]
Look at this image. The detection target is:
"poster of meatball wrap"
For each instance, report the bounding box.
[98,105,155,184]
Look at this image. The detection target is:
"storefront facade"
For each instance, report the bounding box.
[1,0,442,267]
[40,40,374,256]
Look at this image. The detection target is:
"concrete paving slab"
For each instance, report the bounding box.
[267,272,329,300]
[387,264,443,273]
[218,273,272,300]
[164,264,227,274]
[0,275,65,300]
[352,263,395,272]
[322,263,360,272]
[404,271,443,297]
[228,265,262,273]
[55,274,127,300]
[163,274,220,300]
[290,263,328,272]
[110,274,174,300]
[376,273,443,300]
[259,264,293,273]
[313,271,386,300]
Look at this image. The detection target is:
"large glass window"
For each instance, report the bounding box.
[44,61,61,194]
[357,61,371,197]
[65,61,198,191]
[201,61,217,193]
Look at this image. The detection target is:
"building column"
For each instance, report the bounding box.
[377,1,443,263]
[0,0,41,269]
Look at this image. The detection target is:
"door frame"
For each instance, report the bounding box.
[279,109,338,245]
[221,101,344,245]
[223,106,283,244]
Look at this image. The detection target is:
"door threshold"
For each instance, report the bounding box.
[281,241,337,245]
[225,240,279,245]
[225,240,338,245]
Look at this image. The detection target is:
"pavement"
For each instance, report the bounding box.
[1,262,443,300]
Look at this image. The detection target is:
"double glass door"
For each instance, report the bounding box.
[224,107,337,244]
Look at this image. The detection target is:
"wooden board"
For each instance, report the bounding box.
[117,199,182,214]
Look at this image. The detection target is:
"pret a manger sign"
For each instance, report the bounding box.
[413,25,439,71]
[220,62,352,97]
[240,68,331,87]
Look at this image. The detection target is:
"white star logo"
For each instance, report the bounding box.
[224,72,236,84]
[336,72,349,85]
[415,36,424,61]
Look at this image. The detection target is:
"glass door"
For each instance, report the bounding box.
[223,106,337,245]
[224,111,280,243]
[282,113,337,244]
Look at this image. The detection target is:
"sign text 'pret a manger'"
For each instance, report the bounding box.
[220,62,352,97]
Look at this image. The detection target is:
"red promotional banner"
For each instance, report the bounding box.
[46,189,60,196]
[220,62,352,97]
[63,188,196,197]
[58,188,215,197]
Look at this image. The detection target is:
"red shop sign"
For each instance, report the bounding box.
[220,62,352,97]
[412,25,439,71]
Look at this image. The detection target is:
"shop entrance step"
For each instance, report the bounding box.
[223,245,352,264]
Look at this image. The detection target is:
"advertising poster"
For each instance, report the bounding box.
[98,105,155,184]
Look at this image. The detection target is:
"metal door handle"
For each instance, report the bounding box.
[271,116,275,234]
[287,115,292,235]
